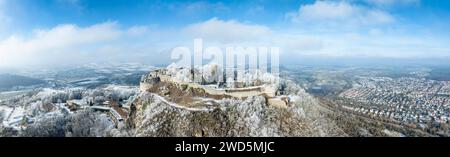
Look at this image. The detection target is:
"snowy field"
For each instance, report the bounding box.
[0,90,31,101]
[0,105,26,130]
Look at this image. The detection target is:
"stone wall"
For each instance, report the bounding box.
[140,70,286,107]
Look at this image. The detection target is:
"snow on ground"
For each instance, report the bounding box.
[68,76,105,84]
[0,105,13,118]
[35,88,63,98]
[53,103,72,114]
[144,92,213,112]
[0,90,32,100]
[288,95,301,102]
[104,85,139,101]
[1,105,26,129]
[104,85,138,93]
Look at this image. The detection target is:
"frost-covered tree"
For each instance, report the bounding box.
[65,109,114,137]
[0,110,4,122]
[68,90,83,100]
[22,109,116,137]
[22,114,69,137]
[51,92,69,103]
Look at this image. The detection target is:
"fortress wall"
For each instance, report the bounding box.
[204,88,226,95]
[140,70,289,108]
[142,72,277,99]
[225,86,262,93]
[225,91,262,99]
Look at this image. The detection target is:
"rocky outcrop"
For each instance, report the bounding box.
[128,65,348,137]
[127,79,347,137]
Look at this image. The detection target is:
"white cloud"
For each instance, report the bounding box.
[1,16,447,68]
[181,17,449,60]
[288,1,395,27]
[285,32,450,58]
[275,34,324,54]
[0,22,151,67]
[295,1,357,20]
[279,0,450,59]
[184,18,272,43]
[182,18,328,58]
[126,26,150,36]
[0,22,121,53]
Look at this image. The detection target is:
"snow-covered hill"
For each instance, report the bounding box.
[129,70,347,137]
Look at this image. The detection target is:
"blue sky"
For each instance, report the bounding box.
[6,0,450,31]
[0,0,450,67]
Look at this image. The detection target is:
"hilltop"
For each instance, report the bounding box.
[127,64,348,136]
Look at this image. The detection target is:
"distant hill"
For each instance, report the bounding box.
[0,74,45,89]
